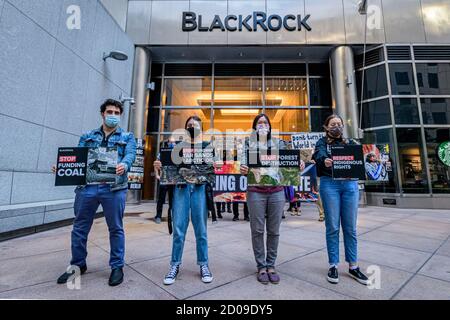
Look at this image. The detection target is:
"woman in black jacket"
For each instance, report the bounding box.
[313,114,369,286]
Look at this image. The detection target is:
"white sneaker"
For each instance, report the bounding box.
[163,265,179,285]
[200,265,213,283]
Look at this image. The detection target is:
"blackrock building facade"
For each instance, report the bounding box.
[126,0,450,210]
[1,0,450,236]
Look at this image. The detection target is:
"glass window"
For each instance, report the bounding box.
[425,128,450,194]
[416,63,450,95]
[161,108,211,132]
[421,98,450,125]
[265,78,308,106]
[389,63,416,95]
[309,78,331,106]
[212,108,262,133]
[310,108,332,132]
[148,78,162,107]
[393,98,420,124]
[142,134,158,200]
[264,109,309,133]
[146,108,160,133]
[396,128,429,193]
[361,129,398,193]
[213,77,263,107]
[163,78,212,107]
[356,65,389,100]
[361,98,391,129]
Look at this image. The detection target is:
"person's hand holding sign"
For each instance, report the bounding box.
[325,158,333,168]
[240,165,249,175]
[153,160,162,180]
[116,163,126,176]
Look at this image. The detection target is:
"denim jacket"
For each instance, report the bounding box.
[77,126,137,191]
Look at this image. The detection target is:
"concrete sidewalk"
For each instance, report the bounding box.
[1,203,450,300]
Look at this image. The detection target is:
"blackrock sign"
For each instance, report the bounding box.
[182,11,312,32]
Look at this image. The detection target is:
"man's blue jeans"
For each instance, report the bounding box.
[71,185,127,269]
[171,184,208,267]
[319,176,359,265]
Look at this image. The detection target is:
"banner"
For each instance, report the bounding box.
[331,145,366,180]
[159,144,215,185]
[247,149,301,186]
[55,147,118,186]
[362,144,392,182]
[128,138,145,190]
[213,160,247,202]
[294,163,319,202]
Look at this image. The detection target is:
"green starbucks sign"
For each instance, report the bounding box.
[438,141,450,167]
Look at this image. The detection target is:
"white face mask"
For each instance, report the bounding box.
[256,124,269,136]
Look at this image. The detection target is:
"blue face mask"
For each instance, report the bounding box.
[105,115,120,128]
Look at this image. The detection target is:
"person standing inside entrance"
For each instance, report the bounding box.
[154,139,175,224]
[240,114,304,285]
[153,116,220,285]
[55,99,136,287]
[313,114,369,286]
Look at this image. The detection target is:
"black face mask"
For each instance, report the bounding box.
[327,126,344,138]
[187,127,200,140]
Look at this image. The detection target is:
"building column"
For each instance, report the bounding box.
[127,46,151,204]
[329,46,361,139]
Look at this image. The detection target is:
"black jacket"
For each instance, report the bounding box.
[313,136,357,177]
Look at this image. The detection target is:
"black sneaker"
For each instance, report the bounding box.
[163,265,179,285]
[349,267,369,285]
[232,216,239,221]
[327,266,339,284]
[57,265,87,284]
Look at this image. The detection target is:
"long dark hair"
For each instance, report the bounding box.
[185,115,202,130]
[252,113,272,141]
[323,114,346,144]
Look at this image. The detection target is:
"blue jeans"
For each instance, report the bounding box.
[319,176,359,265]
[71,185,127,269]
[171,184,208,267]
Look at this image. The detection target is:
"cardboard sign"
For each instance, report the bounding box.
[331,145,366,180]
[291,132,325,149]
[363,144,392,182]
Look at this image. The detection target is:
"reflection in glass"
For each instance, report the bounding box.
[309,78,331,106]
[389,64,416,95]
[264,78,308,106]
[163,78,212,107]
[161,109,211,132]
[214,78,262,106]
[396,128,429,193]
[416,63,450,95]
[421,98,450,125]
[361,99,391,129]
[356,65,388,100]
[425,128,450,193]
[264,109,309,132]
[393,98,420,124]
[310,109,332,132]
[213,109,262,133]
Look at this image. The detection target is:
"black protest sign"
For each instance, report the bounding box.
[160,145,215,185]
[331,144,366,180]
[55,147,88,186]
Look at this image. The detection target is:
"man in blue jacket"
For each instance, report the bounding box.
[56,99,136,287]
